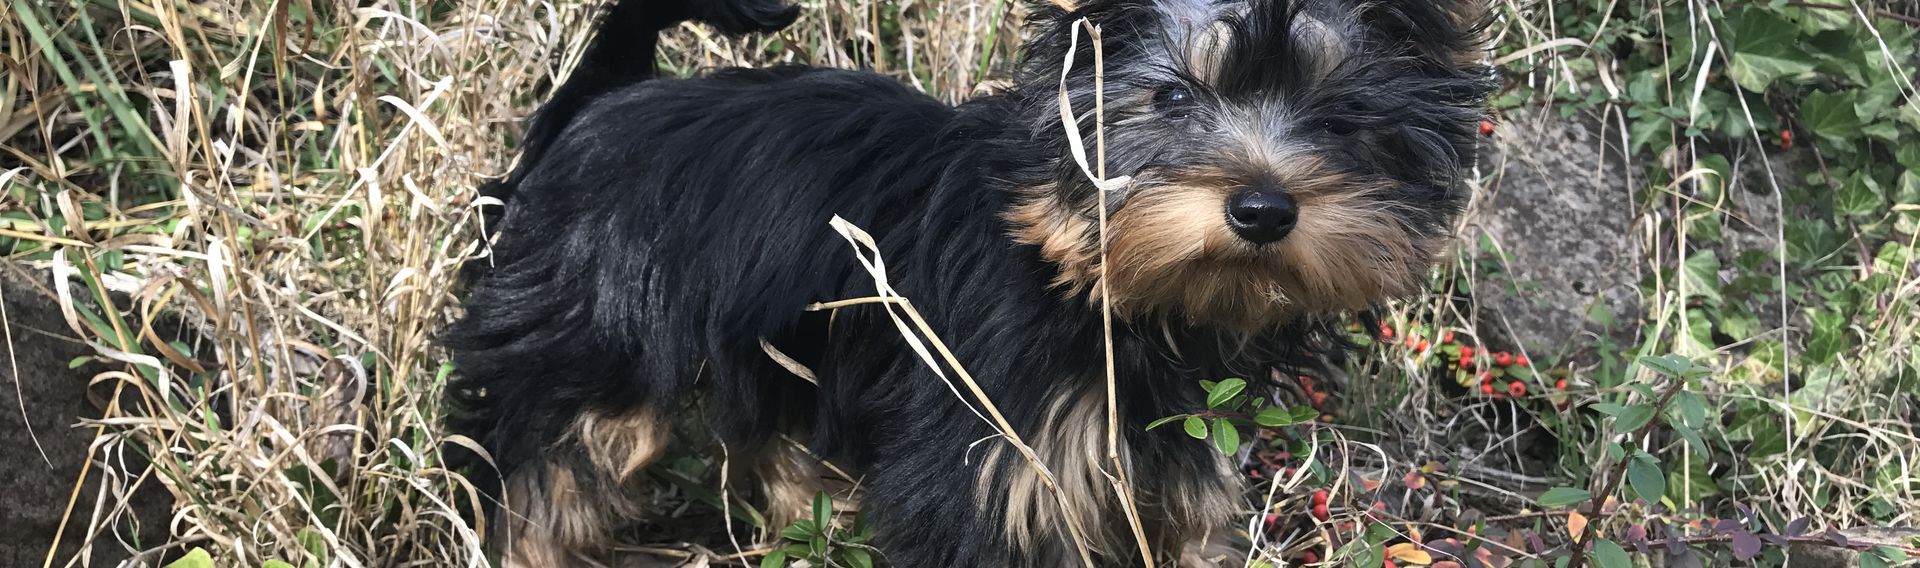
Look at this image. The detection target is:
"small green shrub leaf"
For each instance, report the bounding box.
[1627,456,1666,503]
[1592,538,1632,568]
[1183,416,1208,440]
[1538,487,1591,508]
[165,549,214,568]
[1206,378,1246,409]
[1211,418,1240,455]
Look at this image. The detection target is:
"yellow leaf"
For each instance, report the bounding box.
[1385,543,1433,565]
[1566,510,1588,540]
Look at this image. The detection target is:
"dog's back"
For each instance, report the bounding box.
[447,1,988,564]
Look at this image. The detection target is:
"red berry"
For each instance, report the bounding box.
[1298,376,1315,392]
[1312,489,1329,506]
[1458,354,1473,367]
[1478,371,1493,385]
[1380,324,1393,339]
[1479,382,1496,396]
[1516,355,1530,367]
[1556,378,1569,390]
[1478,119,1495,137]
[1508,381,1526,397]
[1372,500,1387,512]
[1442,330,1455,343]
[1311,391,1330,408]
[1301,551,1320,564]
[1459,346,1473,358]
[1495,352,1514,366]
[1780,129,1794,149]
[1264,512,1279,529]
[1311,502,1330,520]
[1416,340,1430,353]
[1385,559,1399,568]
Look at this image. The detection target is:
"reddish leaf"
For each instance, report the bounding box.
[1785,517,1810,537]
[1566,511,1589,540]
[1825,529,1852,548]
[1665,546,1705,568]
[1731,529,1763,560]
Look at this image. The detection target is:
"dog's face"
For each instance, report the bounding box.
[1007,0,1493,330]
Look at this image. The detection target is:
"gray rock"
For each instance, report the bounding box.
[1467,108,1643,360]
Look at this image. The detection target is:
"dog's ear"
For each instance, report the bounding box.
[1363,0,1491,61]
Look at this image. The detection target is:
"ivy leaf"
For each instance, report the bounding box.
[1593,538,1632,568]
[1835,173,1884,218]
[1538,487,1592,508]
[1183,416,1208,440]
[1680,251,1722,305]
[1805,309,1849,364]
[1211,418,1240,455]
[1627,456,1666,503]
[1803,90,1864,140]
[1206,378,1246,409]
[1728,8,1817,92]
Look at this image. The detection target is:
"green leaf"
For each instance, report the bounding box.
[1537,487,1592,508]
[1680,251,1722,305]
[1627,456,1666,502]
[1803,90,1864,140]
[1638,354,1695,378]
[1805,309,1849,364]
[1211,418,1240,455]
[1729,47,1817,92]
[1836,173,1885,218]
[1291,405,1320,424]
[845,548,874,568]
[1863,553,1890,568]
[1183,416,1208,440]
[1593,538,1632,568]
[761,550,789,568]
[1206,378,1247,409]
[1876,545,1910,564]
[813,492,831,532]
[165,549,214,568]
[1591,403,1657,432]
[1253,407,1294,427]
[781,520,817,543]
[1728,7,1818,92]
[264,562,296,568]
[1146,415,1187,431]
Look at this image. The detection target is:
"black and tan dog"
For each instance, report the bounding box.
[447,0,1492,564]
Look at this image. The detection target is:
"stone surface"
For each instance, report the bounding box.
[0,266,170,567]
[1467,108,1643,359]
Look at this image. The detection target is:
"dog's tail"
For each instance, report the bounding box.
[512,0,799,167]
[470,0,798,279]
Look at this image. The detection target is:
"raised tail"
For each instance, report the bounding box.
[470,0,798,280]
[519,0,800,166]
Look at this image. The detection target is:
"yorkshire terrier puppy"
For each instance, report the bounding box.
[448,0,1492,565]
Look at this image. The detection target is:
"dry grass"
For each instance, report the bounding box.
[5,0,1918,566]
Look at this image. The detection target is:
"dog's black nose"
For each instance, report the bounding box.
[1226,190,1298,245]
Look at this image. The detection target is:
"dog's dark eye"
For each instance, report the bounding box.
[1324,118,1361,136]
[1153,85,1194,118]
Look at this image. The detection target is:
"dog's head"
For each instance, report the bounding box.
[1005,0,1493,331]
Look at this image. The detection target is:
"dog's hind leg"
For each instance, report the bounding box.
[499,408,669,567]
